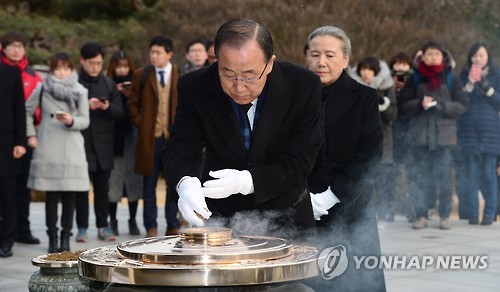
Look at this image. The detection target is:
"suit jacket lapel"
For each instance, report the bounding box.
[248,64,290,162]
[325,71,358,133]
[207,75,248,160]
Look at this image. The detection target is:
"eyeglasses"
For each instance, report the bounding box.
[219,63,268,84]
[85,60,103,68]
[6,43,25,50]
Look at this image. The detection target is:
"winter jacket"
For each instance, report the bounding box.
[1,52,43,122]
[26,73,90,191]
[399,63,468,150]
[79,70,124,172]
[457,66,500,155]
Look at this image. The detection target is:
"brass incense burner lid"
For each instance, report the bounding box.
[117,227,293,264]
[78,227,320,287]
[179,227,232,245]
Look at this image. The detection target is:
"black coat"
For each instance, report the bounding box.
[309,70,383,217]
[162,61,322,233]
[79,71,124,172]
[308,71,385,291]
[0,63,25,177]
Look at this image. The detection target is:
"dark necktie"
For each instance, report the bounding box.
[239,103,252,150]
[159,70,165,88]
[239,103,252,128]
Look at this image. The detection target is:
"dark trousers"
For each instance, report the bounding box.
[75,168,111,229]
[143,136,179,230]
[464,152,498,220]
[46,192,76,235]
[16,147,32,236]
[0,176,17,249]
[409,146,453,219]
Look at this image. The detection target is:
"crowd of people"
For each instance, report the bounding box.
[0,18,499,291]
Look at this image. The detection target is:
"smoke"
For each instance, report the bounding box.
[204,209,309,243]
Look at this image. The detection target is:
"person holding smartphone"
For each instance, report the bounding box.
[76,42,124,243]
[105,50,142,236]
[457,42,500,226]
[25,53,89,253]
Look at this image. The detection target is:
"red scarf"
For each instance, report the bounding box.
[418,60,445,91]
[0,51,29,72]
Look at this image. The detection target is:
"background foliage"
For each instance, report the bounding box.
[0,0,498,72]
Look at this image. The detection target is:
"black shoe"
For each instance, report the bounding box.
[17,233,41,244]
[0,247,13,258]
[110,219,119,236]
[481,218,493,226]
[59,232,70,252]
[48,236,58,253]
[128,219,140,235]
[469,218,479,225]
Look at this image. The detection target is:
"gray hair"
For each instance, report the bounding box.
[214,19,274,62]
[308,26,351,58]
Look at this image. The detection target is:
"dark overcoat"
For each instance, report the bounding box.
[308,70,386,291]
[0,63,25,177]
[162,61,322,234]
[79,72,124,172]
[128,63,180,176]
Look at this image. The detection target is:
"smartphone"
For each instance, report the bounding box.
[122,81,132,88]
[397,75,405,82]
[55,110,66,115]
[470,63,481,79]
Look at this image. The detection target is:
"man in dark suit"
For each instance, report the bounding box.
[0,62,26,257]
[306,26,386,291]
[162,19,321,239]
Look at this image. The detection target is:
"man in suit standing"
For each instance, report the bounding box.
[128,36,181,237]
[0,61,26,257]
[162,19,321,239]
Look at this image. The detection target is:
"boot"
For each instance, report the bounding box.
[59,231,70,252]
[128,219,140,235]
[110,218,119,236]
[47,230,58,253]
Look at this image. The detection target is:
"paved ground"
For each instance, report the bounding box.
[0,181,499,291]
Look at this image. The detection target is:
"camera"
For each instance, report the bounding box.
[393,71,407,82]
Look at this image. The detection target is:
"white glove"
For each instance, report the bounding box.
[310,187,340,221]
[177,177,212,226]
[202,169,254,199]
[379,96,390,112]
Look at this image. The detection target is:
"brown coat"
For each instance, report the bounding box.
[128,63,179,175]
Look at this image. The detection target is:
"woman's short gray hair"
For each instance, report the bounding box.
[308,26,351,58]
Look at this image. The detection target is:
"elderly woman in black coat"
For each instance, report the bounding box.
[306,25,385,292]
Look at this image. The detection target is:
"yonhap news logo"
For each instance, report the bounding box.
[317,245,349,280]
[317,245,488,280]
